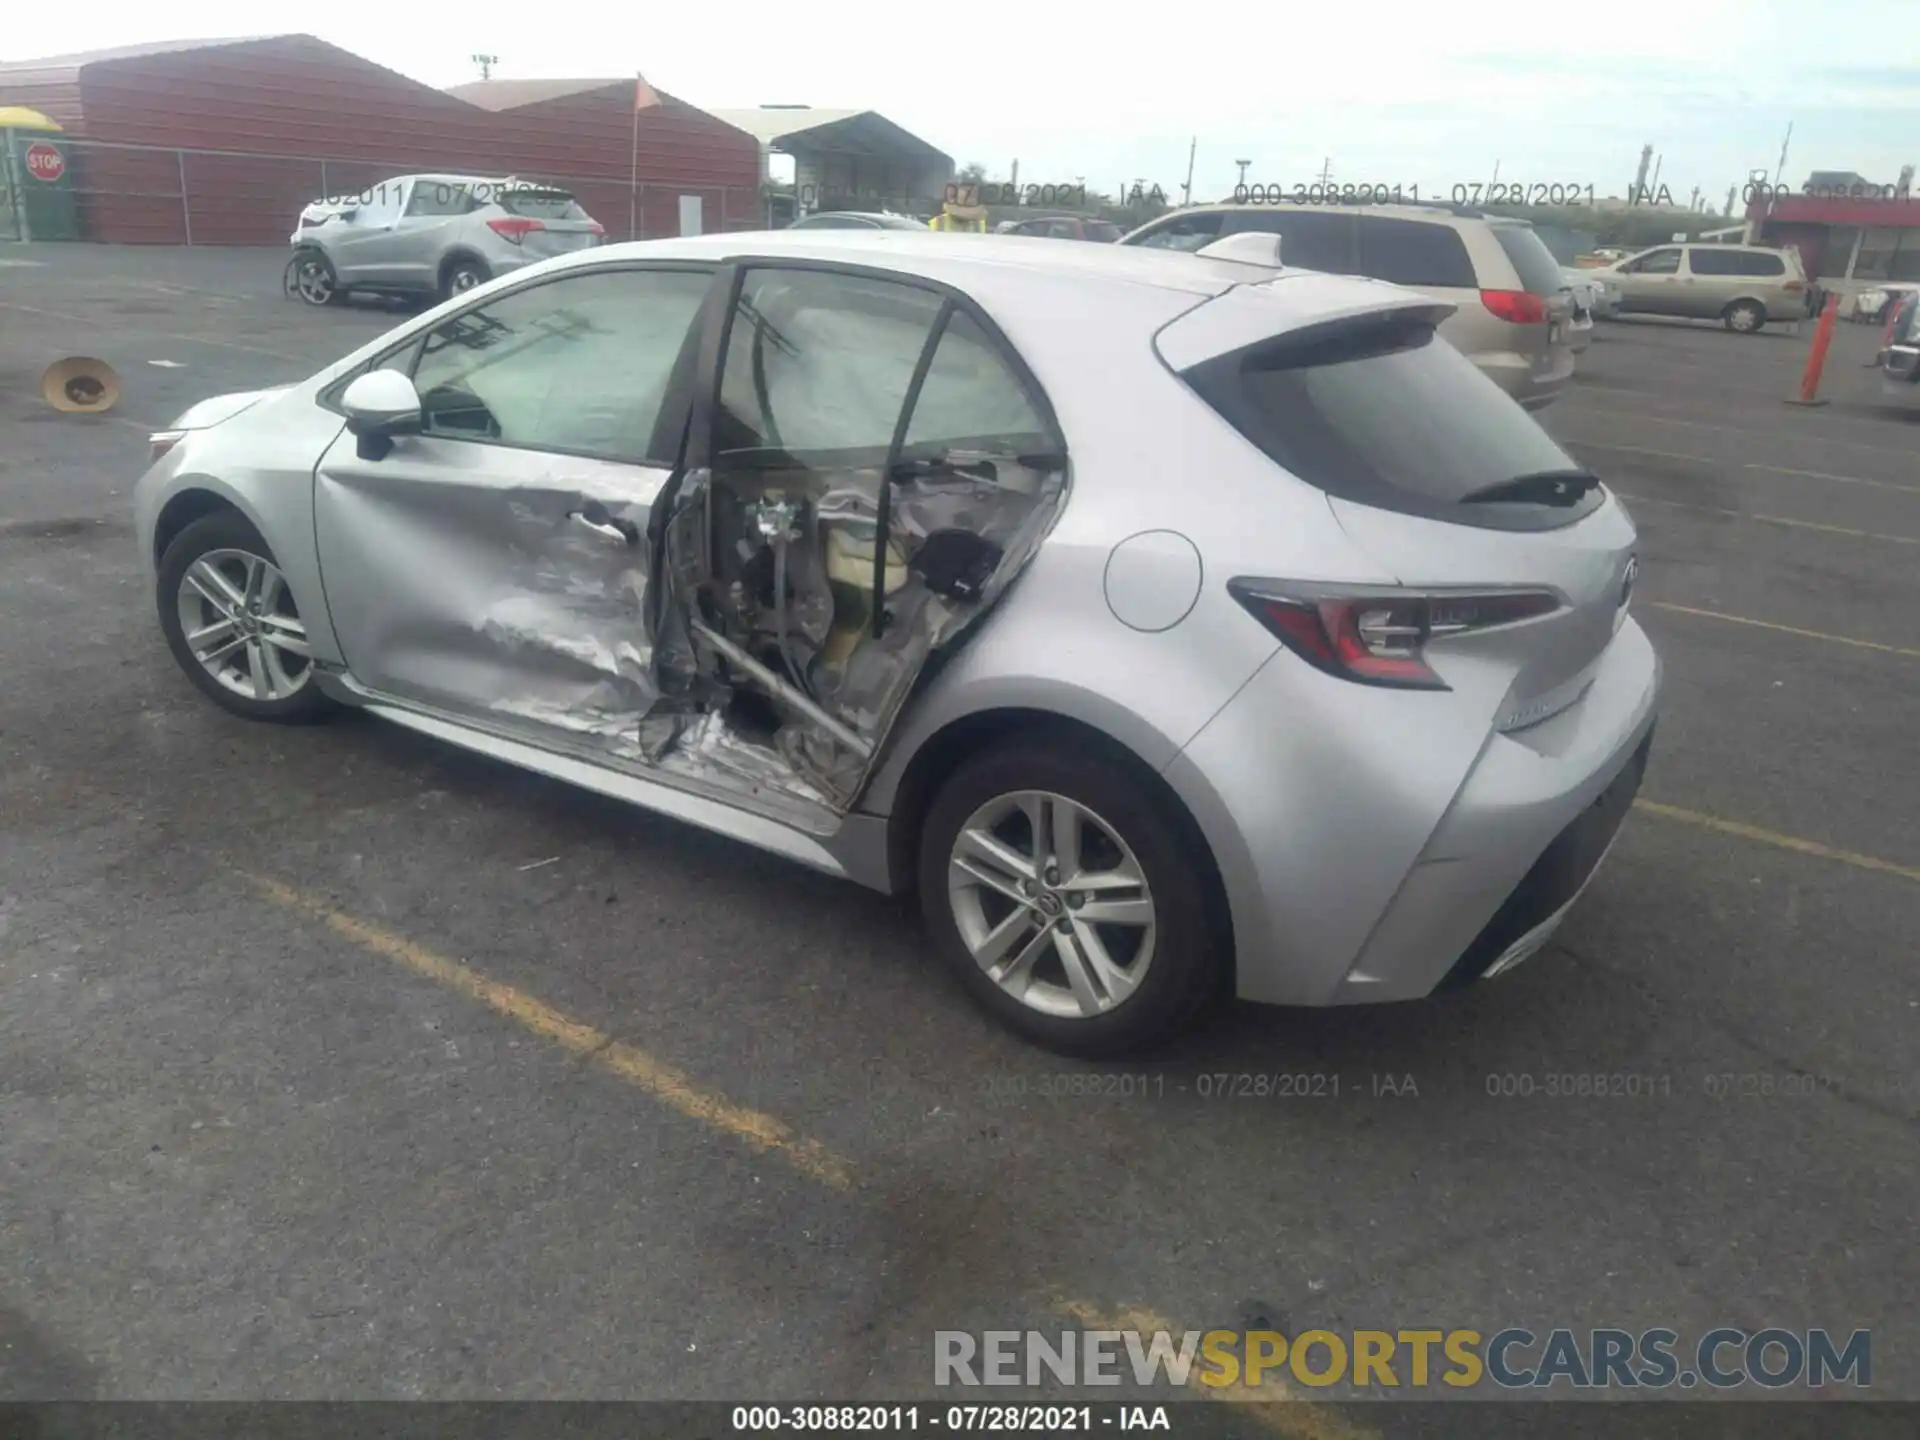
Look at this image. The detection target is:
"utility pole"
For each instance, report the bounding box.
[470,53,500,80]
[1317,157,1333,188]
[1772,121,1793,190]
[1182,136,1197,207]
[1631,143,1653,204]
[1689,184,1701,211]
[1724,184,1736,217]
[1234,158,1252,192]
[1649,152,1664,203]
[1492,159,1501,183]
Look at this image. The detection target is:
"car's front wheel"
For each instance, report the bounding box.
[157,511,333,724]
[918,738,1224,1056]
[1724,299,1767,333]
[289,249,343,307]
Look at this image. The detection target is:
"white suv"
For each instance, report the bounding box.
[289,173,605,307]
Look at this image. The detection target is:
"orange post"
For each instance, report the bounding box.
[1786,293,1840,406]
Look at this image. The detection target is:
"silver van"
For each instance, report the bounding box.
[1600,243,1810,332]
[1120,203,1577,409]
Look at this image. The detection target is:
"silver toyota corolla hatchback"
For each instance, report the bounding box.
[135,230,1659,1056]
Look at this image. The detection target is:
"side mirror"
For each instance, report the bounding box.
[343,368,422,458]
[340,369,421,460]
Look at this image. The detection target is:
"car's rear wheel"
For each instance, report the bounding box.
[917,738,1224,1056]
[157,511,333,724]
[290,250,342,307]
[441,256,490,299]
[1724,299,1766,333]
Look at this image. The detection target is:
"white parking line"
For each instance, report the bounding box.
[1563,438,1920,496]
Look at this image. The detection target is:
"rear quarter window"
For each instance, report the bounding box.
[1357,217,1477,289]
[1489,225,1569,295]
[1180,317,1605,532]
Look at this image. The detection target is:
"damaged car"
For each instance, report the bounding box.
[135,231,1660,1056]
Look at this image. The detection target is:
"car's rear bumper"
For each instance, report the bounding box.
[1171,614,1660,1007]
[1478,343,1576,410]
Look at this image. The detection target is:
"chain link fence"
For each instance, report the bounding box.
[9,137,768,245]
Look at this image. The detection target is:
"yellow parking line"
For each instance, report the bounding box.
[1631,803,1920,884]
[1057,1303,1376,1440]
[1610,492,1919,545]
[237,871,855,1189]
[1648,601,1920,659]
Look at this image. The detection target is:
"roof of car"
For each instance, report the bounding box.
[582,229,1318,297]
[1166,201,1521,226]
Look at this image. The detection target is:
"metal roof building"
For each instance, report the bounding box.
[702,105,951,223]
[0,36,761,244]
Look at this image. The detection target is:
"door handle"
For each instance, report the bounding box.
[569,506,639,545]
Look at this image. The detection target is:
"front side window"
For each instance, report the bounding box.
[713,268,1052,466]
[1130,210,1224,251]
[406,267,712,462]
[1626,248,1683,275]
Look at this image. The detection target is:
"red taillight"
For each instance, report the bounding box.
[487,217,546,244]
[1481,288,1548,325]
[1229,582,1561,691]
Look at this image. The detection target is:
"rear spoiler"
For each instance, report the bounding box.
[1156,271,1457,373]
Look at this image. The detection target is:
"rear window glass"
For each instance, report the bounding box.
[1687,248,1787,277]
[499,189,586,220]
[1490,224,1569,295]
[1180,318,1605,532]
[1358,217,1477,289]
[1084,221,1122,242]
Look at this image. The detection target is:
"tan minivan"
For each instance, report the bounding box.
[1601,243,1810,333]
[1119,203,1577,410]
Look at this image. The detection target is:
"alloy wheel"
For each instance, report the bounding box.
[294,259,334,306]
[175,549,313,702]
[450,267,482,293]
[947,789,1157,1019]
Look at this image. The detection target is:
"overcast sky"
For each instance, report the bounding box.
[11,1,1920,207]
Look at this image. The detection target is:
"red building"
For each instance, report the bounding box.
[0,35,761,244]
[1744,184,1920,291]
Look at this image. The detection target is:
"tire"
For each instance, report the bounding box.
[290,249,343,307]
[441,256,490,300]
[917,737,1225,1057]
[1724,299,1766,333]
[157,511,334,725]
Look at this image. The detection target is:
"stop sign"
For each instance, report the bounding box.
[25,142,65,182]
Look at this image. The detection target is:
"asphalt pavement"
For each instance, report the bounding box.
[2,245,1916,1428]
